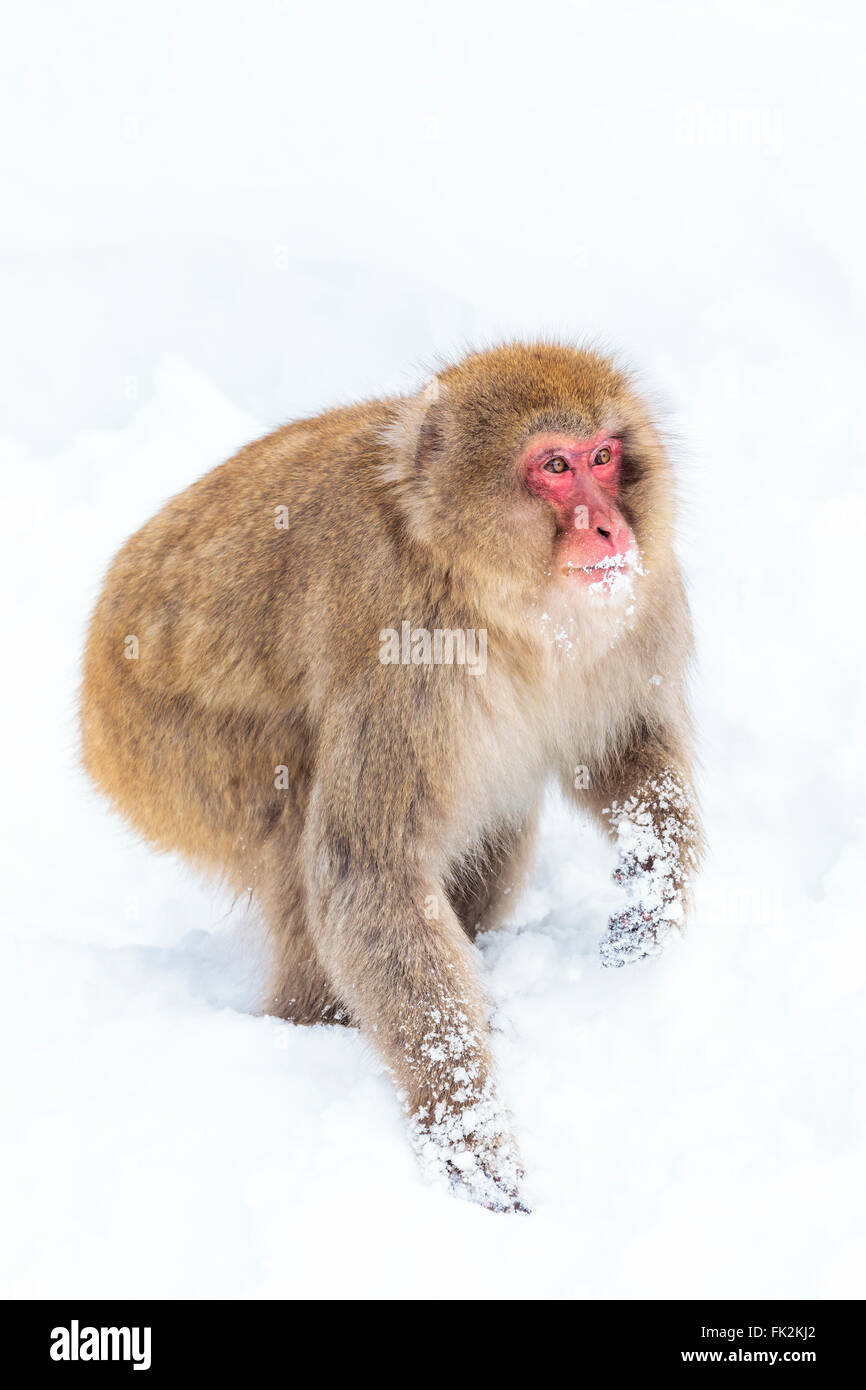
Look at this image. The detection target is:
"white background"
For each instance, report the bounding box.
[1,0,864,1297]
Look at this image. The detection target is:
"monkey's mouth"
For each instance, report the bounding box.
[562,556,630,583]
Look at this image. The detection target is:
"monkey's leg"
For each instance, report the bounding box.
[263,903,350,1025]
[448,810,540,938]
[256,837,350,1026]
[307,833,525,1210]
[570,736,703,968]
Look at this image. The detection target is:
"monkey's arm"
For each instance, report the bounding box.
[572,724,703,968]
[303,683,526,1211]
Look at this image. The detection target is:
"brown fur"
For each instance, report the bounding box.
[80,341,703,1210]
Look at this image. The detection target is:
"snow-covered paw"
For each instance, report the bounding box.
[600,902,674,968]
[442,1142,529,1213]
[411,1098,529,1213]
[601,774,696,968]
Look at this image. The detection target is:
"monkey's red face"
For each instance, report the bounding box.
[521,431,636,591]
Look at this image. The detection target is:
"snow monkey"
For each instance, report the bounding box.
[81,342,703,1212]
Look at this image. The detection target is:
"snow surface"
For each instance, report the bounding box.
[2,0,865,1298]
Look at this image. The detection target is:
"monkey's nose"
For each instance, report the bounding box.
[592,511,630,556]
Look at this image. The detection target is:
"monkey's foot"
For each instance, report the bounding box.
[410,1107,529,1213]
[600,902,678,968]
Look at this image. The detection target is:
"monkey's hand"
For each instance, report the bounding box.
[601,896,681,968]
[410,1096,529,1214]
[601,775,697,969]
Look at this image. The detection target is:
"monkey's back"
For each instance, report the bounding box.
[79,398,403,878]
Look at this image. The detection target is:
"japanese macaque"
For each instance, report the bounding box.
[80,342,702,1213]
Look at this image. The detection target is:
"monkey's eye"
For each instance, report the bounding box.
[543,456,569,474]
[592,446,612,466]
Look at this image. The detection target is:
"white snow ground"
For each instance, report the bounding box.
[1,0,865,1299]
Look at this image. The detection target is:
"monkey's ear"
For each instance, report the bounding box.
[380,378,448,486]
